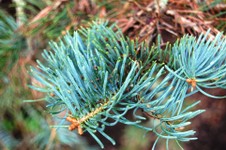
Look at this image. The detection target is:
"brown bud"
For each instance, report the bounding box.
[50,93,55,97]
[78,126,83,135]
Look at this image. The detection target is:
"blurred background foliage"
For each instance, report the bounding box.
[0,0,226,149]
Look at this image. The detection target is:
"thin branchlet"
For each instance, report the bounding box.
[66,100,110,134]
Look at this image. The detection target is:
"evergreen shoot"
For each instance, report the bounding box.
[29,21,226,149]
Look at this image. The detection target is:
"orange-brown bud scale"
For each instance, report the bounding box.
[186,78,197,88]
[66,116,77,123]
[66,116,81,133]
[50,93,55,97]
[78,126,83,135]
[69,123,79,131]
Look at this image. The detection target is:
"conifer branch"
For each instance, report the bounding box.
[29,21,226,149]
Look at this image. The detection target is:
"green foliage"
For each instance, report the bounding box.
[198,0,226,32]
[22,0,94,40]
[0,128,19,150]
[30,21,226,149]
[198,0,224,11]
[0,10,26,82]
